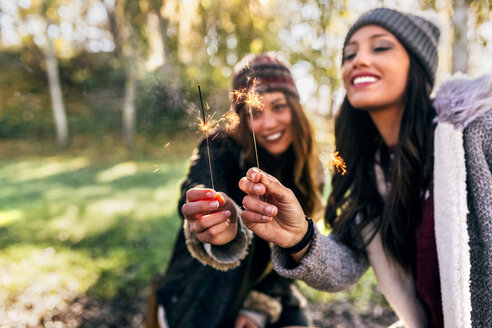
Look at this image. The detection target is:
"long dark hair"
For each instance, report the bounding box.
[232,92,324,219]
[325,54,436,271]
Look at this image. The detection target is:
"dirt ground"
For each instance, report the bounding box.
[6,295,397,328]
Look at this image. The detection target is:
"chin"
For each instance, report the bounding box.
[349,99,382,111]
[347,92,380,107]
[264,145,288,155]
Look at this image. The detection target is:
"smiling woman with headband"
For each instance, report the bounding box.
[151,52,324,328]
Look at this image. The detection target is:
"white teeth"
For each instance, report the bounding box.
[265,132,282,141]
[353,76,378,85]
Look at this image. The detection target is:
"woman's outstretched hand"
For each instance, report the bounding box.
[182,188,238,245]
[238,168,308,248]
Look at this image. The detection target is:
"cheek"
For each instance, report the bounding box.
[247,117,261,133]
[282,109,293,126]
[285,126,294,144]
[341,65,351,88]
[388,60,409,97]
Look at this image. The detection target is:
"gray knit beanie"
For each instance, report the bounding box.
[343,8,440,86]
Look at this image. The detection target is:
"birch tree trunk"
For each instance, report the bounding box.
[45,33,69,148]
[451,0,469,73]
[122,34,137,148]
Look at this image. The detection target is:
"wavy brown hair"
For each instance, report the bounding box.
[231,92,324,219]
[325,54,436,271]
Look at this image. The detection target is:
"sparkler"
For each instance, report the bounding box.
[198,85,215,190]
[233,71,264,168]
[329,151,347,176]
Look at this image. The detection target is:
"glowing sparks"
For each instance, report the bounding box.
[245,78,264,110]
[232,72,264,169]
[329,151,347,176]
[223,110,240,132]
[198,115,219,133]
[233,77,264,111]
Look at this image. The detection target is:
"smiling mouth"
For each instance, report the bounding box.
[264,131,284,142]
[352,76,379,87]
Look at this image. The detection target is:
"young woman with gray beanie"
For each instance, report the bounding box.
[192,7,492,328]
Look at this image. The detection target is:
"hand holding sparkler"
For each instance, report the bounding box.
[182,188,241,246]
[238,167,310,260]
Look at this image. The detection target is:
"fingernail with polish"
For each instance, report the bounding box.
[206,191,214,199]
[226,218,230,226]
[251,173,257,180]
[262,216,270,221]
[254,184,262,193]
[265,205,275,216]
[210,200,219,209]
[225,210,231,218]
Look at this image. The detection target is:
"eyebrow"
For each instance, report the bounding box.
[270,97,287,105]
[347,33,392,46]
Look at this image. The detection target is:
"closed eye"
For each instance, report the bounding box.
[343,53,356,61]
[374,46,391,52]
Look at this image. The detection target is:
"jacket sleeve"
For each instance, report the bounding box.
[271,225,369,292]
[463,109,492,327]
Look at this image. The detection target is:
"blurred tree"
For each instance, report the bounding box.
[148,0,174,75]
[42,2,69,148]
[421,0,492,74]
[451,0,470,73]
[270,0,350,118]
[457,0,492,73]
[193,0,282,93]
[14,0,71,147]
[147,0,185,114]
[104,0,148,148]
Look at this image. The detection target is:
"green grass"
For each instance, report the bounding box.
[0,137,194,309]
[0,136,390,325]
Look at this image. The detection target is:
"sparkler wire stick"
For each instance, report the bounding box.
[198,85,215,190]
[249,109,260,169]
[242,68,260,169]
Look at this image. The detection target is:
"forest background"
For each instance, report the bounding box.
[1,0,491,327]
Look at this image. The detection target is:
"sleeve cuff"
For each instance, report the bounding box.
[184,215,252,271]
[204,218,252,264]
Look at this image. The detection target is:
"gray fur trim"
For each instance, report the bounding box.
[184,218,252,271]
[242,290,282,323]
[433,73,492,131]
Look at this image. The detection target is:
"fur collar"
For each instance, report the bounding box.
[433,73,492,131]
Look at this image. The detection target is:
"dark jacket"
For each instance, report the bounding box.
[157,135,306,328]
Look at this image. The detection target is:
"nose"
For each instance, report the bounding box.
[351,49,370,68]
[260,112,277,130]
